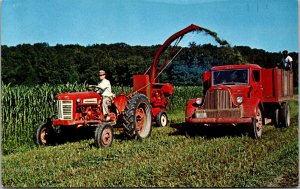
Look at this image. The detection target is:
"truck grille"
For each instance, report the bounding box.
[203,90,233,109]
[200,89,241,118]
[57,100,73,120]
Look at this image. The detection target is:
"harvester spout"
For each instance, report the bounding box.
[150,24,202,83]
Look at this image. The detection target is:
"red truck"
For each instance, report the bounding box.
[185,64,293,138]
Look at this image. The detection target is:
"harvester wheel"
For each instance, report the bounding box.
[156,111,169,127]
[279,102,290,128]
[248,107,263,139]
[95,123,114,148]
[124,94,152,139]
[35,121,56,145]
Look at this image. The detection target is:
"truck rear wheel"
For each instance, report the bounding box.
[156,111,169,127]
[279,102,290,128]
[124,94,152,139]
[35,121,56,145]
[274,108,280,128]
[248,107,263,139]
[95,123,114,148]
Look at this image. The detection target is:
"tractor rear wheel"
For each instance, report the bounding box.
[95,123,114,148]
[35,121,56,145]
[156,111,169,127]
[124,94,152,139]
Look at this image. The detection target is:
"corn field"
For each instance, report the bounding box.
[1,83,201,154]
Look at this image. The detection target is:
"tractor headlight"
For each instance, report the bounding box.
[196,98,203,105]
[236,96,243,104]
[76,98,81,103]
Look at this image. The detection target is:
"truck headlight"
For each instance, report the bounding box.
[196,98,203,105]
[76,98,81,103]
[236,96,243,104]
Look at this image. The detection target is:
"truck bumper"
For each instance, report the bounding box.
[185,117,252,124]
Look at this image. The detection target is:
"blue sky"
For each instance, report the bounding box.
[2,0,298,52]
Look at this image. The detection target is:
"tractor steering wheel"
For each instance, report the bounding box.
[86,85,102,92]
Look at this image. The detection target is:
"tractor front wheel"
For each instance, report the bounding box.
[124,94,152,139]
[35,121,56,145]
[95,123,114,148]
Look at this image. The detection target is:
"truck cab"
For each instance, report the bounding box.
[185,64,293,138]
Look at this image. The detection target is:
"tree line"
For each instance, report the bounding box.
[2,42,298,86]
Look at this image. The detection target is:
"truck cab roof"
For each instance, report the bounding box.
[211,64,262,71]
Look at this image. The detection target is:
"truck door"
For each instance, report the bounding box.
[251,70,263,98]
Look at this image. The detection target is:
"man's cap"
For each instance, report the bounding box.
[99,70,106,75]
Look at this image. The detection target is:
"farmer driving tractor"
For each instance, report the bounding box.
[88,70,114,121]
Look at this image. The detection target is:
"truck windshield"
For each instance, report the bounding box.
[212,69,249,86]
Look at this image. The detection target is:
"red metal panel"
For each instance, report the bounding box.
[133,74,151,98]
[289,72,294,98]
[276,69,282,98]
[202,71,211,93]
[113,94,128,113]
[52,119,87,126]
[211,64,261,71]
[160,83,173,96]
[262,68,293,103]
[152,107,164,118]
[262,68,274,99]
[185,99,197,118]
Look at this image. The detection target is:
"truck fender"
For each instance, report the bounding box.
[185,99,198,118]
[241,98,264,118]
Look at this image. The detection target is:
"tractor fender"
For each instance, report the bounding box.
[185,98,199,118]
[241,97,264,118]
[113,94,129,113]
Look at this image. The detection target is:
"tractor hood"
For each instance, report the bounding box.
[55,91,101,104]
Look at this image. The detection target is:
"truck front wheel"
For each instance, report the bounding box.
[248,107,263,139]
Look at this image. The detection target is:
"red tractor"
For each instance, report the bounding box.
[185,64,294,138]
[35,91,152,147]
[35,24,204,147]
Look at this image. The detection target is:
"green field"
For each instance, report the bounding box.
[1,84,298,187]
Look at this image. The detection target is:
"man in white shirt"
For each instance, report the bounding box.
[89,70,114,121]
[281,50,293,71]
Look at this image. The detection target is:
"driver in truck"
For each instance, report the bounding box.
[89,70,114,121]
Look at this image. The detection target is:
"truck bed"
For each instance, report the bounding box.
[262,68,293,102]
